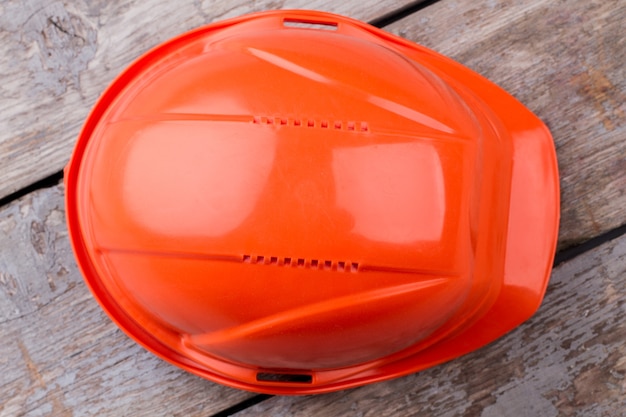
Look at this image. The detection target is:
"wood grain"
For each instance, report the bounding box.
[234,233,626,417]
[386,0,626,249]
[0,0,414,201]
[0,183,254,416]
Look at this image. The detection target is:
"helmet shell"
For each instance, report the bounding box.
[65,10,559,394]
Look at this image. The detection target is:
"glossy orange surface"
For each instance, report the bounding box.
[65,10,560,394]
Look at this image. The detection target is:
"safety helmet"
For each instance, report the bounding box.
[65,10,559,394]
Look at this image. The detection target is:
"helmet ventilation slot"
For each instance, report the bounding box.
[242,254,359,272]
[283,19,338,31]
[253,116,369,132]
[257,372,313,384]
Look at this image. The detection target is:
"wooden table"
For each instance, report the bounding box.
[1,1,624,415]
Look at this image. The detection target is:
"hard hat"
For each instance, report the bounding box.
[65,10,560,394]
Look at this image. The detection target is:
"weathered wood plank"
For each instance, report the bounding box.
[386,0,626,249]
[0,184,254,416]
[234,233,626,416]
[0,0,414,201]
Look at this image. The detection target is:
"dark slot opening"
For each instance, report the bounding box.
[283,19,338,31]
[257,372,313,384]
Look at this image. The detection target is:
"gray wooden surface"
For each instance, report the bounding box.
[1,0,625,415]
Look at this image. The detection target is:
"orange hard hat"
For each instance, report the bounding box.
[65,10,559,394]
